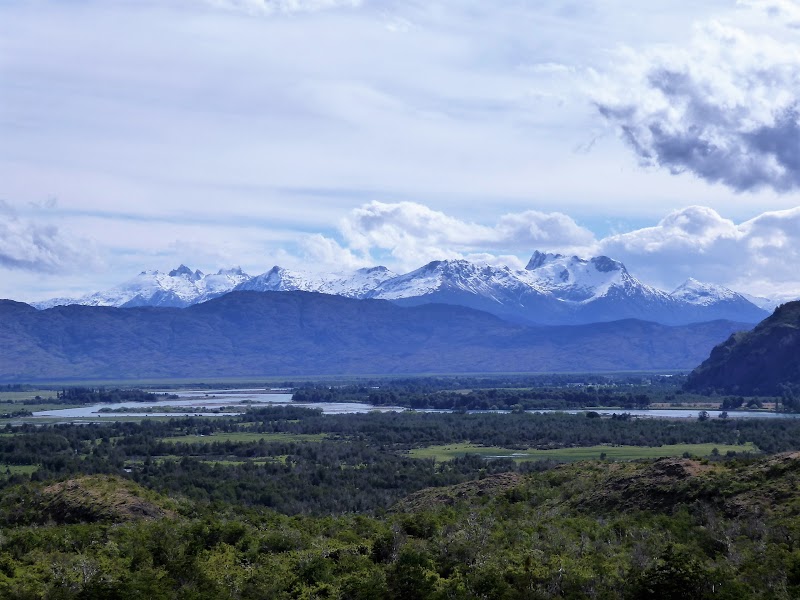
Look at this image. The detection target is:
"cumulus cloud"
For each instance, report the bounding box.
[337,201,595,269]
[599,205,800,295]
[596,12,800,192]
[299,233,371,271]
[0,202,99,273]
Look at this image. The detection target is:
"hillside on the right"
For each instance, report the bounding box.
[686,301,800,399]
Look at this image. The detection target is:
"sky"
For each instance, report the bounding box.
[2,0,800,302]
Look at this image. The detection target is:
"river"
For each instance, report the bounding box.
[30,389,800,421]
[31,389,402,419]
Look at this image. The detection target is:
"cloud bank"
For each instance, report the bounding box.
[596,11,800,192]
[598,205,800,295]
[0,202,98,273]
[4,199,799,302]
[335,201,595,270]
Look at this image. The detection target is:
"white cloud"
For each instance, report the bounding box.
[739,0,800,26]
[599,205,800,295]
[596,9,800,192]
[0,202,99,273]
[337,201,595,270]
[298,233,370,271]
[6,198,800,302]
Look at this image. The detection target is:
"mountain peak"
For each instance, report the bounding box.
[237,265,397,298]
[589,255,626,273]
[168,265,203,280]
[671,278,736,303]
[525,251,564,270]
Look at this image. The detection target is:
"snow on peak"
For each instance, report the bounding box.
[670,278,740,306]
[370,259,529,302]
[521,252,640,303]
[525,251,564,270]
[741,293,782,312]
[34,265,251,308]
[168,265,203,280]
[30,254,773,324]
[237,265,397,298]
[590,255,625,273]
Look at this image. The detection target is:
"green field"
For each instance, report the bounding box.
[0,464,38,476]
[199,457,288,466]
[160,432,328,444]
[0,390,55,402]
[409,442,759,462]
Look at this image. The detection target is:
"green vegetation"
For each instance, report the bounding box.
[0,390,52,402]
[410,441,758,462]
[291,374,786,412]
[2,383,800,598]
[1,453,800,598]
[0,464,37,476]
[688,300,800,398]
[160,432,328,444]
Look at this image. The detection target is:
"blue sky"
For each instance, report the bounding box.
[2,0,800,302]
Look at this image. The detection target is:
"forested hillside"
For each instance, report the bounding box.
[687,300,800,397]
[0,292,749,380]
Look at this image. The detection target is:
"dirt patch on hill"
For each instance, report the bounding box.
[576,457,721,513]
[42,475,174,524]
[393,472,523,512]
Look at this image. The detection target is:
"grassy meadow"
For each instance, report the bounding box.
[410,441,758,462]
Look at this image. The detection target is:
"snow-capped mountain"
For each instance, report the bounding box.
[668,278,771,323]
[33,253,771,326]
[364,253,768,325]
[672,278,744,306]
[34,265,250,309]
[236,266,397,298]
[741,293,781,312]
[367,259,561,323]
[740,292,800,312]
[367,252,769,325]
[370,260,538,301]
[518,252,684,324]
[522,252,668,302]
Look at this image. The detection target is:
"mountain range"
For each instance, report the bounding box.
[0,291,753,381]
[33,252,771,326]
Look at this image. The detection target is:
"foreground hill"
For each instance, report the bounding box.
[4,450,800,598]
[686,301,800,396]
[0,291,750,381]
